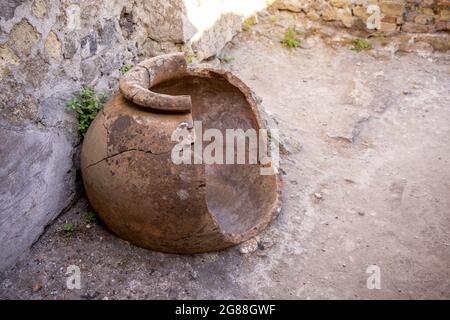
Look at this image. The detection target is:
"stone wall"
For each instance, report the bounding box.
[272,0,450,33]
[0,0,269,272]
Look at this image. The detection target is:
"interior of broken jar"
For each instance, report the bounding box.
[152,72,278,238]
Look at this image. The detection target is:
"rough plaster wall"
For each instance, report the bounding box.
[0,127,73,270]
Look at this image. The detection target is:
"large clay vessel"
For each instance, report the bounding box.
[81,53,281,253]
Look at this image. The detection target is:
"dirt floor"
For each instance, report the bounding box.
[1,15,450,299]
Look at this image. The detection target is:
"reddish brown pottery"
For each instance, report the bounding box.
[81,52,282,253]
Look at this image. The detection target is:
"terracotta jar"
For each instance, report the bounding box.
[81,53,281,253]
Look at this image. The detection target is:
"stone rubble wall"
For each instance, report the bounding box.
[272,0,450,33]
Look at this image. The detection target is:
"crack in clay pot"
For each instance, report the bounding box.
[82,148,172,171]
[81,52,282,253]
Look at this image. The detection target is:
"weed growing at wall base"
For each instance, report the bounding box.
[281,27,300,49]
[85,211,99,224]
[352,38,371,51]
[63,223,74,236]
[68,86,106,136]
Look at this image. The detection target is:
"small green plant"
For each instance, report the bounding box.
[85,211,99,225]
[186,51,195,64]
[222,55,234,64]
[120,64,133,75]
[281,27,300,49]
[63,223,75,236]
[68,87,106,136]
[352,38,371,51]
[242,16,256,31]
[182,47,196,64]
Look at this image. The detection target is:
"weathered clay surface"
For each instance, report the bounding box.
[81,53,281,253]
[119,53,192,112]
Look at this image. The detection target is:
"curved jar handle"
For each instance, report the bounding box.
[119,52,192,113]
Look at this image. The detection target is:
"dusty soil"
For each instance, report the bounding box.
[1,16,450,299]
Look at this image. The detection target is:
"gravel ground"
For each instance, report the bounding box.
[1,15,450,300]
